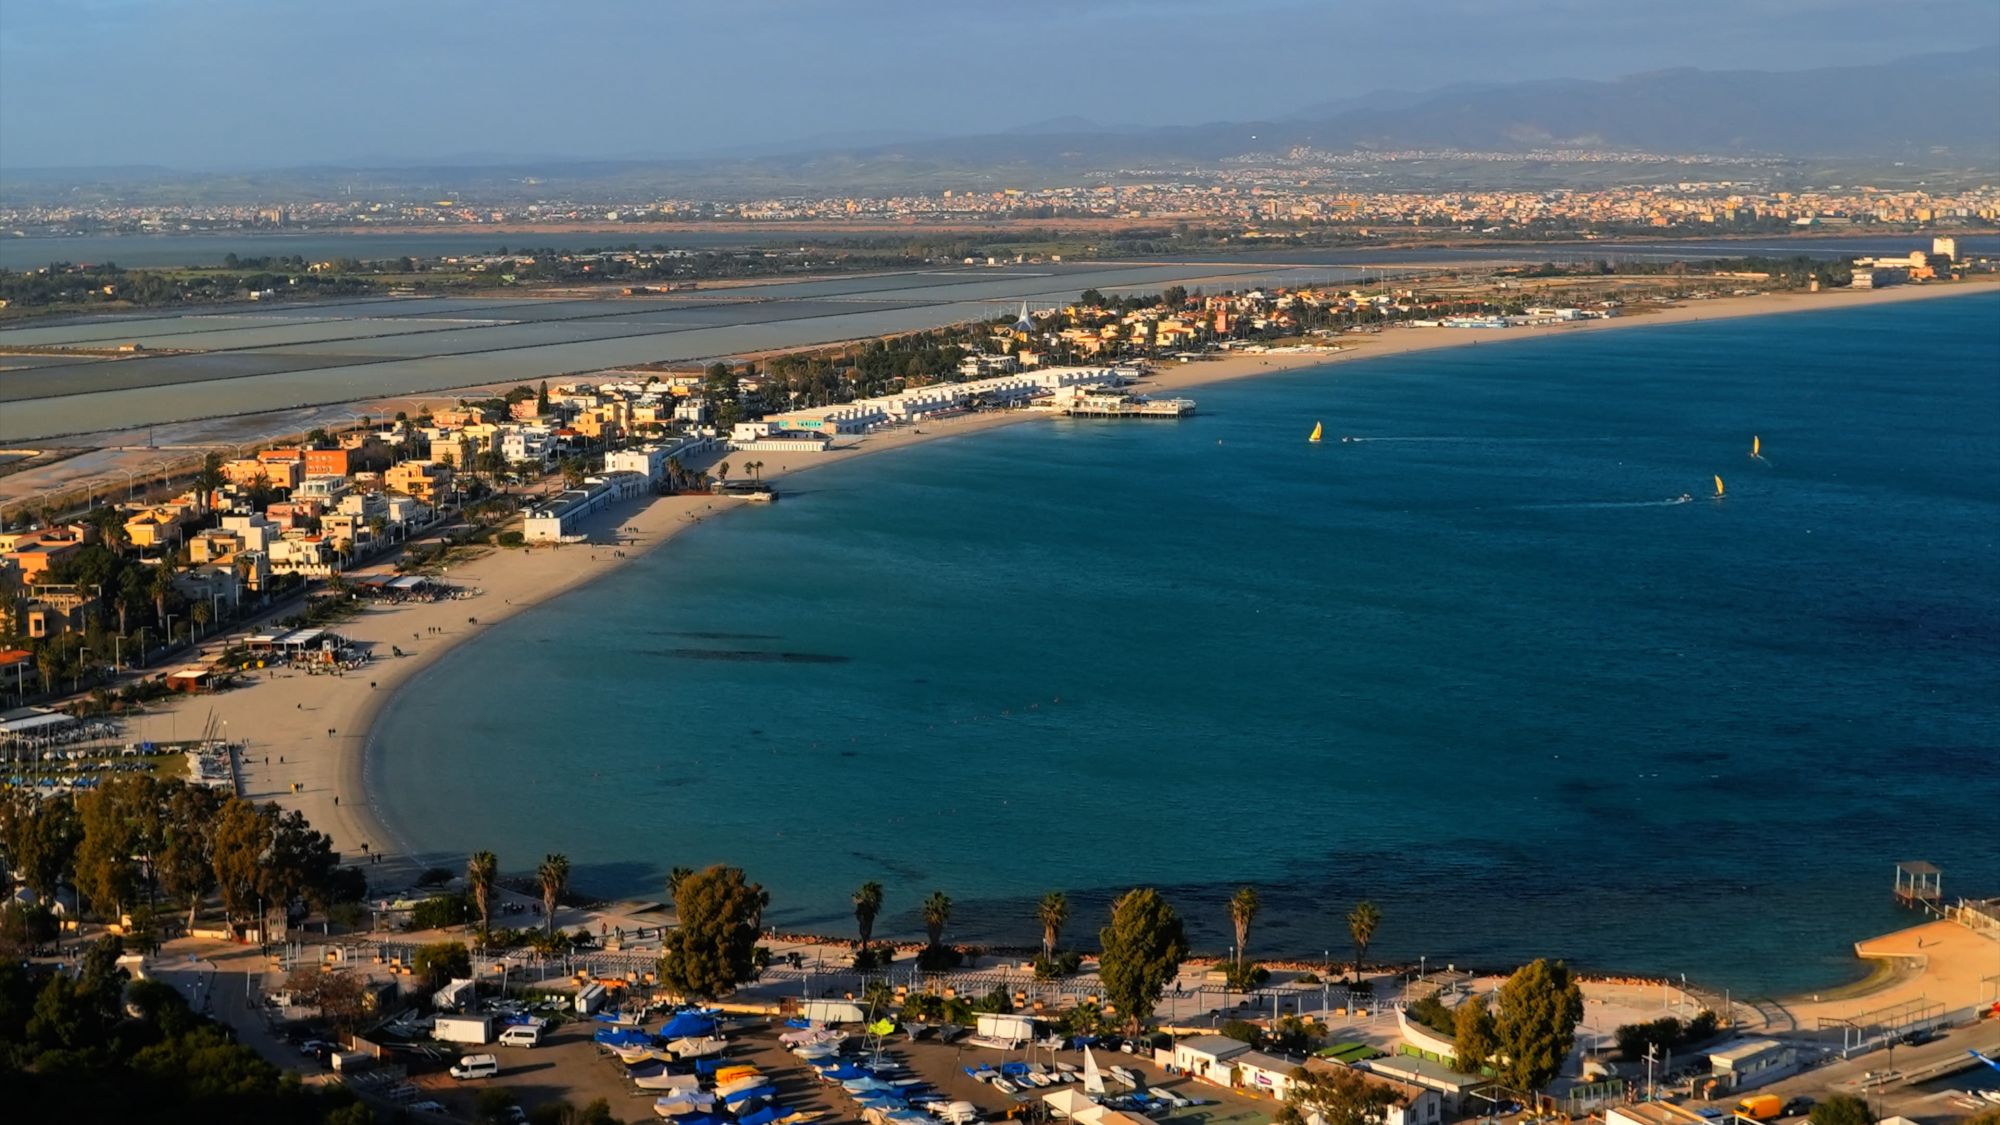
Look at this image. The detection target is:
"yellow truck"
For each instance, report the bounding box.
[1734,1095,1783,1121]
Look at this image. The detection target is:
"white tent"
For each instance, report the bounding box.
[1042,1089,1097,1119]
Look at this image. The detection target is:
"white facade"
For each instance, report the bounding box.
[219,513,278,554]
[521,471,651,542]
[763,366,1122,434]
[501,426,557,466]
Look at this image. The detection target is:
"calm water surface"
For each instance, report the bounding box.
[373,293,2000,995]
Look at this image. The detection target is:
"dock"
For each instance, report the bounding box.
[1894,861,1944,910]
[1047,389,1197,418]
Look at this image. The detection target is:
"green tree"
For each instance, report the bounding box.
[74,775,163,920]
[921,890,952,948]
[853,881,884,947]
[667,866,695,896]
[1808,1095,1872,1125]
[466,851,499,935]
[1276,1063,1399,1125]
[209,799,270,928]
[1,792,79,902]
[1097,887,1189,1032]
[1347,900,1382,978]
[1494,958,1585,1092]
[412,941,472,988]
[1037,890,1069,957]
[659,865,763,1001]
[537,854,569,936]
[159,783,223,929]
[1452,993,1499,1075]
[1229,885,1259,963]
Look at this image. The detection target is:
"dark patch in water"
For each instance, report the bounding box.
[660,630,783,641]
[849,850,928,884]
[650,649,849,664]
[838,750,858,758]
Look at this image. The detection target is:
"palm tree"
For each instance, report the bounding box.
[716,460,731,484]
[1037,891,1069,958]
[666,866,694,898]
[1229,886,1260,964]
[1347,900,1382,979]
[921,891,952,948]
[853,881,884,948]
[467,851,499,936]
[536,853,569,936]
[148,564,174,627]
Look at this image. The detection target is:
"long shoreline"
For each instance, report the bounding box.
[131,279,1995,963]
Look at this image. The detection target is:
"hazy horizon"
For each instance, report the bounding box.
[2,0,1996,171]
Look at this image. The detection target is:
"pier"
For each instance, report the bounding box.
[1893,861,1943,910]
[1049,389,1198,418]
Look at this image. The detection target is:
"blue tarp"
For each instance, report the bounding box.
[816,1062,869,1081]
[738,1107,786,1125]
[594,1028,654,1047]
[784,1017,813,1028]
[999,1062,1031,1077]
[723,1084,779,1107]
[694,1058,729,1075]
[660,1012,720,1039]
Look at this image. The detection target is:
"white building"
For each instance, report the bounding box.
[218,513,279,554]
[604,436,712,485]
[521,472,651,542]
[501,426,557,467]
[1171,1035,1250,1085]
[762,366,1123,434]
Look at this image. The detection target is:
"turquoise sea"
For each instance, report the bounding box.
[373,293,2000,996]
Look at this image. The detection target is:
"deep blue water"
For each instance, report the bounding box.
[374,292,2000,996]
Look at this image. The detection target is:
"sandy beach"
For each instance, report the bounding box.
[126,278,1996,884]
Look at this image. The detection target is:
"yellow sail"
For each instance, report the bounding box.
[1751,435,1760,458]
[1309,421,1323,443]
[1713,474,1726,497]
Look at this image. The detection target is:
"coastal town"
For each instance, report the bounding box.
[4,4,1999,1122]
[7,176,1999,242]
[4,244,1999,1124]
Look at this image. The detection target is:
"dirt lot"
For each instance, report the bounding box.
[399,1020,1283,1125]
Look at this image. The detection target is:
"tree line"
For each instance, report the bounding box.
[0,775,362,955]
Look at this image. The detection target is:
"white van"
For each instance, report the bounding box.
[449,1053,500,1080]
[498,1025,541,1048]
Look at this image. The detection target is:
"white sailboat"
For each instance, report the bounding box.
[1082,1045,1106,1095]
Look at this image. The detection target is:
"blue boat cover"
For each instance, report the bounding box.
[816,1062,869,1081]
[723,1084,778,1106]
[594,1028,654,1047]
[660,1012,720,1039]
[738,1107,785,1125]
[1000,1062,1031,1076]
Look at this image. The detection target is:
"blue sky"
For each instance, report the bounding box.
[1,0,1993,169]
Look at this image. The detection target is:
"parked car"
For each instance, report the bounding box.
[1781,1097,1815,1117]
[449,1054,500,1080]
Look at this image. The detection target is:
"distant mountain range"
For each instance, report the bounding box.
[4,49,1995,202]
[808,47,2000,169]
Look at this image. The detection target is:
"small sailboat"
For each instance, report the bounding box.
[1713,475,1726,500]
[1309,421,1323,443]
[1750,435,1766,463]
